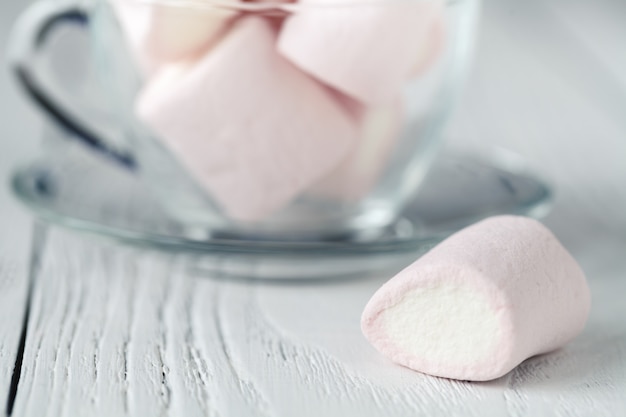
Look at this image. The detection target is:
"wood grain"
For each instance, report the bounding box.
[0,86,37,415]
[0,252,30,413]
[9,228,626,417]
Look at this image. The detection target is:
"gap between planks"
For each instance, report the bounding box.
[5,223,48,417]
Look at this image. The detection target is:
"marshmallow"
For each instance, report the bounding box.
[361,216,590,381]
[136,17,357,222]
[110,0,236,73]
[277,0,443,105]
[409,10,446,78]
[309,96,403,200]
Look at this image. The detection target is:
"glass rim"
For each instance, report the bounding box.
[109,0,454,13]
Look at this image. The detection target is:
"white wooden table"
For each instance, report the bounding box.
[1,0,626,415]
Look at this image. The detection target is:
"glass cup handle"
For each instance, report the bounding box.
[8,1,137,170]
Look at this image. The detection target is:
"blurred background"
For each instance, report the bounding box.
[1,0,625,265]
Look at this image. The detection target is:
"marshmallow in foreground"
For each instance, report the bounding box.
[136,17,357,222]
[361,215,590,381]
[278,0,443,105]
[110,0,235,74]
[309,97,403,200]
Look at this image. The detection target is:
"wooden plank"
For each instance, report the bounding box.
[10,227,626,417]
[0,249,31,414]
[247,271,626,416]
[0,229,511,417]
[9,230,270,417]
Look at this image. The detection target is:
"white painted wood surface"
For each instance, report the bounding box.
[8,228,626,417]
[1,0,626,415]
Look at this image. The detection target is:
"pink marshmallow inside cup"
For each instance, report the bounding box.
[110,0,237,74]
[278,0,445,105]
[136,17,358,222]
[308,94,404,200]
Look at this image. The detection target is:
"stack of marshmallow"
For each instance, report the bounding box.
[112,0,445,221]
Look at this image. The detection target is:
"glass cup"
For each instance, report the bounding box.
[9,0,480,241]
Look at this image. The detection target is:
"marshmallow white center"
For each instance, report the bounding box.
[381,284,501,369]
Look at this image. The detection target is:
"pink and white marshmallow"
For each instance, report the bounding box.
[409,11,446,78]
[361,215,591,381]
[136,17,357,222]
[309,96,403,200]
[110,0,236,74]
[278,0,444,105]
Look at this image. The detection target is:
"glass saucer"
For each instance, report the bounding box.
[11,148,552,279]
